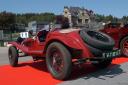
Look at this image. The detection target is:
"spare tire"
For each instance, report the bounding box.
[80,30,115,50]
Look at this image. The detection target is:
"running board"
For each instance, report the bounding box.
[29,50,43,55]
[73,58,100,65]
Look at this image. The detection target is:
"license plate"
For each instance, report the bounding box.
[102,49,121,58]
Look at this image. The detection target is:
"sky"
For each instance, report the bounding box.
[0,0,128,18]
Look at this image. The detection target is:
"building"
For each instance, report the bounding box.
[26,21,50,33]
[63,6,95,27]
[26,21,37,32]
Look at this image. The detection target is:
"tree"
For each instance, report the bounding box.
[95,14,105,22]
[105,15,113,22]
[16,12,55,26]
[0,11,16,30]
[122,16,128,23]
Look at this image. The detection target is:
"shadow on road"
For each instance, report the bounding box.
[15,60,125,81]
[82,64,125,80]
[68,63,125,81]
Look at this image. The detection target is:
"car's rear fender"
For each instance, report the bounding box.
[44,33,93,58]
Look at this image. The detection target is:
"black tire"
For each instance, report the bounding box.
[92,59,112,69]
[80,30,115,50]
[120,36,128,57]
[46,42,72,80]
[8,46,18,67]
[86,43,103,57]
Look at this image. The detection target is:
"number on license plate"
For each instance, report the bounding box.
[102,50,121,58]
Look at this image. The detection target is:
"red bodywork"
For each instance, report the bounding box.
[9,29,94,59]
[100,23,128,48]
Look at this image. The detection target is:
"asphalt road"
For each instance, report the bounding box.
[59,63,128,85]
[0,47,32,66]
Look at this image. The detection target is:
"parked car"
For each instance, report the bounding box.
[100,23,128,56]
[8,28,120,80]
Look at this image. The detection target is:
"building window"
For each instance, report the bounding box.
[74,12,78,16]
[82,12,85,16]
[65,11,67,14]
[78,19,82,24]
[85,19,89,23]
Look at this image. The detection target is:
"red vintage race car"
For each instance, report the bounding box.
[8,28,120,80]
[100,23,128,56]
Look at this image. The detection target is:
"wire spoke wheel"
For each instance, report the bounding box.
[8,46,18,67]
[51,51,64,73]
[46,42,72,80]
[123,40,128,56]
